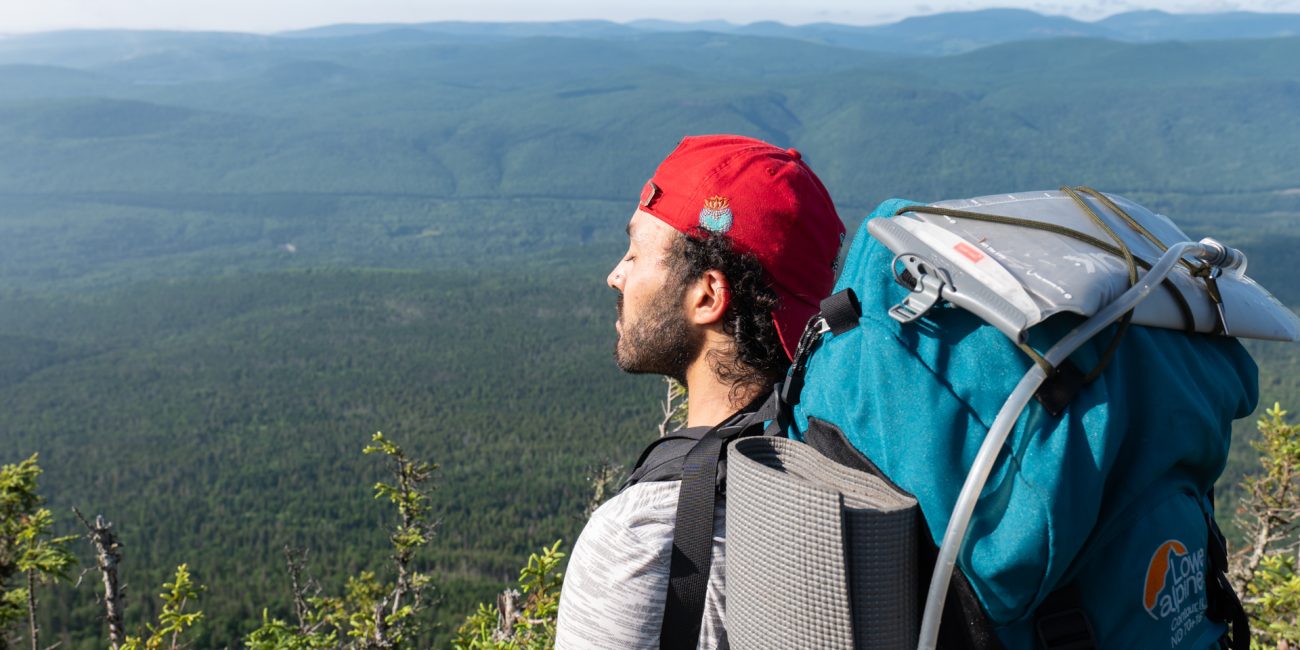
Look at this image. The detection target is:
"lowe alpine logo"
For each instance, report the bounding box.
[699,195,733,233]
[1143,539,1208,646]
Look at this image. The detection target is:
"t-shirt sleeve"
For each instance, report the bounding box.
[555,481,728,650]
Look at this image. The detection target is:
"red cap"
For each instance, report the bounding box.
[639,135,846,360]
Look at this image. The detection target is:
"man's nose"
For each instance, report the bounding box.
[607,263,626,290]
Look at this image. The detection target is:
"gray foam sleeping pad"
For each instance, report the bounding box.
[727,436,919,650]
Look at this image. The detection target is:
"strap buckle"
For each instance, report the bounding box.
[1035,607,1096,650]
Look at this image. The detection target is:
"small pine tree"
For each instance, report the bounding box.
[0,454,76,650]
[451,541,565,650]
[1231,403,1300,649]
[121,564,205,650]
[243,432,437,650]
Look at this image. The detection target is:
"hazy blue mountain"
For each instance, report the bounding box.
[1100,10,1300,40]
[0,64,117,99]
[270,9,1300,56]
[891,36,1300,85]
[6,9,1300,68]
[744,9,1300,53]
[1,33,1295,202]
[858,8,1112,53]
[279,19,641,40]
[0,29,272,69]
[625,18,740,32]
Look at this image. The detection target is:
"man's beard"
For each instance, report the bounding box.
[614,283,698,383]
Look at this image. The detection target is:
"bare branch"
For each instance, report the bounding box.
[585,463,625,518]
[72,508,125,650]
[27,569,38,650]
[657,377,688,437]
[371,600,390,649]
[282,546,321,635]
[493,589,522,643]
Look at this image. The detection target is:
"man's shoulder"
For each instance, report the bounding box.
[569,476,727,595]
[593,479,682,530]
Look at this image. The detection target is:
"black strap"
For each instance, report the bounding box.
[659,404,766,649]
[821,289,861,335]
[660,425,727,649]
[1204,508,1250,649]
[1035,585,1096,650]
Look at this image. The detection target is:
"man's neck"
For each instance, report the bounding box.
[681,361,762,428]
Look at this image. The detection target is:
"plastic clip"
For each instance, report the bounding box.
[889,271,948,324]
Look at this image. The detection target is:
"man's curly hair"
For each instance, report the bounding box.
[666,229,790,397]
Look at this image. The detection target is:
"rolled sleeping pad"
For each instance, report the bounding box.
[727,436,919,650]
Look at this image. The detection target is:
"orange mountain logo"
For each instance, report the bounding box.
[1143,538,1208,624]
[1143,540,1188,618]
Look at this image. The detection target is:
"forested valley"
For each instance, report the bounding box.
[1,12,1298,647]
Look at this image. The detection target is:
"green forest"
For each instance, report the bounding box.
[0,13,1298,648]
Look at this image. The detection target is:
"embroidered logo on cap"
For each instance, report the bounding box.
[699,195,733,233]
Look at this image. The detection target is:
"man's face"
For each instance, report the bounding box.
[607,210,698,382]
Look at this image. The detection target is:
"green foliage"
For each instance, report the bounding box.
[0,454,76,645]
[244,610,338,650]
[451,540,565,650]
[242,433,437,650]
[1246,554,1300,649]
[364,432,438,564]
[122,564,204,650]
[12,508,77,580]
[1233,404,1300,649]
[1247,403,1300,527]
[0,455,43,632]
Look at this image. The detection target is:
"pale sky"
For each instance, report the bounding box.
[2,0,1299,34]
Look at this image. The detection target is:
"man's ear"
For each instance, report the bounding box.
[685,269,731,326]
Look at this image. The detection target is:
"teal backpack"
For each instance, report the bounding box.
[656,188,1297,649]
[775,189,1281,648]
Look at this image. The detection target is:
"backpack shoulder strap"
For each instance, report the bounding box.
[659,402,768,650]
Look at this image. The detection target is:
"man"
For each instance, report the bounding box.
[555,135,845,649]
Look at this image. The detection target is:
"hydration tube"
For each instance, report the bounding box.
[915,239,1245,650]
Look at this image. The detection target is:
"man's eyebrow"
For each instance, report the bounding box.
[625,222,633,237]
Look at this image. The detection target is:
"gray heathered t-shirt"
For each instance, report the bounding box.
[555,479,728,649]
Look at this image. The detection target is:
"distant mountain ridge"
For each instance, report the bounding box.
[273,9,1300,54]
[7,9,1295,59]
